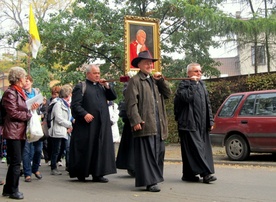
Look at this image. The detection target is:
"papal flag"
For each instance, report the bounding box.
[29,4,41,58]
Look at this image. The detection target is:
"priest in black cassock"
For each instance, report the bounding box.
[174,62,217,184]
[125,51,171,192]
[116,91,136,177]
[69,64,117,182]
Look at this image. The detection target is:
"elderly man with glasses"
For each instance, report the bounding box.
[174,63,217,184]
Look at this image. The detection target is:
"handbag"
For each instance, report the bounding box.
[26,110,44,143]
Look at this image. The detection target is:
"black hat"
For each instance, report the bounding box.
[131,50,158,68]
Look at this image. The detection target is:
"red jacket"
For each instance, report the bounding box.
[2,86,32,140]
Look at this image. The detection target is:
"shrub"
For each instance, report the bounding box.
[166,73,276,143]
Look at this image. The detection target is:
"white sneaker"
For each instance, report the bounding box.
[51,169,62,175]
[57,161,63,167]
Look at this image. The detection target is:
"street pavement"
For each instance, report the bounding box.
[0,144,276,202]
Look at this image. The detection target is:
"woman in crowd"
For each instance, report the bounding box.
[2,67,32,200]
[43,86,61,165]
[22,75,43,182]
[48,84,73,175]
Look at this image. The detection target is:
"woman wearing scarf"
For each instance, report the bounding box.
[48,84,73,175]
[1,67,32,200]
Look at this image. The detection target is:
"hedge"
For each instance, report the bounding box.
[166,72,276,143]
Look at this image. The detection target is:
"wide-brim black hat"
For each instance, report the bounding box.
[131,50,158,68]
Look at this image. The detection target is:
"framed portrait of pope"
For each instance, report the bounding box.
[124,15,161,75]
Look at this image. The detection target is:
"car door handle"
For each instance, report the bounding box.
[241,120,248,124]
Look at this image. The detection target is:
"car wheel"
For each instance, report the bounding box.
[225,135,249,161]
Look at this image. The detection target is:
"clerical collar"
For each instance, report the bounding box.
[93,82,97,85]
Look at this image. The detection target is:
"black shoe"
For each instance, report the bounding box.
[19,169,24,177]
[9,192,24,200]
[92,176,109,183]
[146,184,161,192]
[2,192,11,197]
[34,171,42,179]
[182,176,200,182]
[127,169,135,177]
[203,174,217,183]
[77,176,86,182]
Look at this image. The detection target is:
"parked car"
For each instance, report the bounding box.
[210,90,276,160]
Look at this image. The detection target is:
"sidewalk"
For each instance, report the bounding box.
[161,143,276,167]
[163,143,225,162]
[115,143,226,162]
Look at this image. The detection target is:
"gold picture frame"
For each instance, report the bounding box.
[124,15,161,75]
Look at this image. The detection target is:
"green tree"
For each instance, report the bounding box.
[38,0,226,84]
[0,0,74,94]
[220,0,276,73]
[3,0,276,93]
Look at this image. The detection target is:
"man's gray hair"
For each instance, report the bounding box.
[186,63,201,74]
[82,64,99,73]
[8,66,27,85]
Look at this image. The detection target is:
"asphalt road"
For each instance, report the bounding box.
[1,145,276,202]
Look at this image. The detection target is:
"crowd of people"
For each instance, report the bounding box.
[0,52,216,200]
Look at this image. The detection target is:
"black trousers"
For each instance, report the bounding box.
[3,139,25,194]
[50,137,63,170]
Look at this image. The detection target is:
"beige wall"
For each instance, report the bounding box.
[238,35,276,75]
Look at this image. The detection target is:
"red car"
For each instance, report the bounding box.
[211,90,276,160]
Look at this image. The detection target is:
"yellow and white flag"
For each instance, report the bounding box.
[29,4,41,58]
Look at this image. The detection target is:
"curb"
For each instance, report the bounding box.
[165,157,276,167]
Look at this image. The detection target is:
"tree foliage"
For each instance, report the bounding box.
[38,0,229,85]
[1,0,276,93]
[0,0,74,92]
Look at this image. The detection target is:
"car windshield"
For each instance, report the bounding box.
[218,95,243,117]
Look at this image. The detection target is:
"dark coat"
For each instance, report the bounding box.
[116,101,135,171]
[2,86,32,140]
[69,79,117,178]
[125,71,171,139]
[175,79,215,176]
[174,80,214,131]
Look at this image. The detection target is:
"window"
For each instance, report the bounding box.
[251,46,265,65]
[240,93,276,116]
[218,95,243,117]
[255,93,276,116]
[240,95,256,115]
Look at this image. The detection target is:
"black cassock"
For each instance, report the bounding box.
[133,77,165,187]
[179,83,214,177]
[116,101,135,173]
[116,118,135,173]
[69,80,117,179]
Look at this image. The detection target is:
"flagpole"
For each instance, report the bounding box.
[28,36,31,75]
[29,4,41,74]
